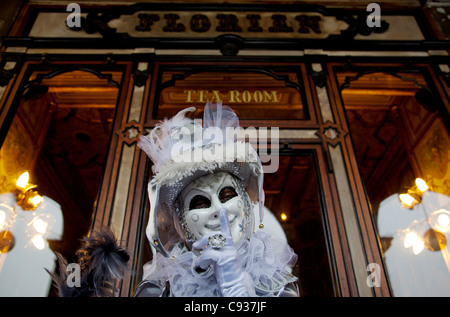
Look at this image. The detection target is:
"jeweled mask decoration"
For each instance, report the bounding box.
[178,172,253,245]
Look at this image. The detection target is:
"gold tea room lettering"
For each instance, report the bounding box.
[183,90,280,103]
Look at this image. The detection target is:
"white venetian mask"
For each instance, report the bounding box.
[180,172,252,245]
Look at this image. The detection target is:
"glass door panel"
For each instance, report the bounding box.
[0,68,122,296]
[337,67,450,296]
[262,153,335,296]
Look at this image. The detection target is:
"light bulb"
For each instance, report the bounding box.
[404,231,418,248]
[33,218,47,234]
[412,239,424,255]
[29,195,42,208]
[16,172,29,189]
[437,213,450,229]
[280,213,287,221]
[415,178,429,192]
[31,235,45,250]
[399,194,417,208]
[0,210,5,229]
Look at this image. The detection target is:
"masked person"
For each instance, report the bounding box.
[134,103,299,297]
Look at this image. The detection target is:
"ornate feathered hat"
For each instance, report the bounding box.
[138,102,265,257]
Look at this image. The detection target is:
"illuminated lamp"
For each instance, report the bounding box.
[14,172,42,211]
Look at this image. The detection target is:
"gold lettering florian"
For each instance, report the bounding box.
[136,13,322,34]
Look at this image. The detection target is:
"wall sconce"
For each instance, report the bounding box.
[399,178,447,254]
[403,230,424,255]
[0,171,64,296]
[1,171,43,254]
[14,172,42,211]
[399,178,429,208]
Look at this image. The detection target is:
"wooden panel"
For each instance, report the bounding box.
[337,71,428,90]
[328,63,394,296]
[413,116,450,196]
[399,96,437,147]
[158,71,305,120]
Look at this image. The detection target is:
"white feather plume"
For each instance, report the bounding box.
[138,106,196,172]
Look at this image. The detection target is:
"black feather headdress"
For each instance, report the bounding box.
[48,227,130,297]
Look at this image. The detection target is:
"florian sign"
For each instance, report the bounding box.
[63,3,389,41]
[130,12,342,38]
[108,11,349,39]
[51,3,395,55]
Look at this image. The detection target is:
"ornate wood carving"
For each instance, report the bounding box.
[118,120,144,145]
[133,69,149,88]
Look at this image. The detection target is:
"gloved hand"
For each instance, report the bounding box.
[193,207,254,297]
